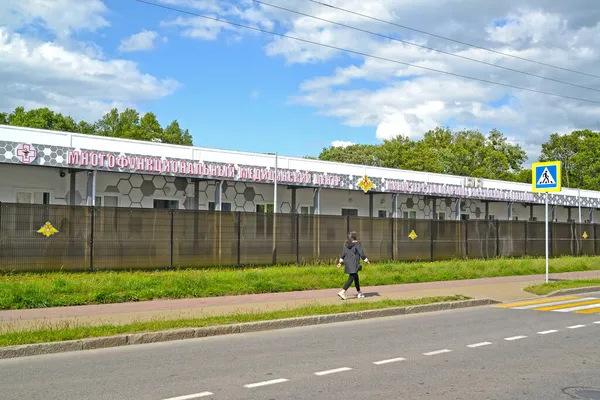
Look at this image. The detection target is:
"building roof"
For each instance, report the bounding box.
[0,124,598,207]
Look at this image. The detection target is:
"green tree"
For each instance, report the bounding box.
[316,126,528,181]
[317,144,383,166]
[539,132,580,188]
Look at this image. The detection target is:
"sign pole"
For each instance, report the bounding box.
[532,160,561,285]
[545,192,549,284]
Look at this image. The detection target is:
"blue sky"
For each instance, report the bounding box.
[2,0,599,162]
[87,0,377,156]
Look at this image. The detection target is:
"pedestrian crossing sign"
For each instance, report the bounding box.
[532,161,561,193]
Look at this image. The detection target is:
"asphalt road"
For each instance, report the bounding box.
[2,293,600,400]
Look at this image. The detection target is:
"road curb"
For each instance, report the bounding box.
[546,286,600,297]
[0,298,498,360]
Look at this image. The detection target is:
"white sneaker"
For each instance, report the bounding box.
[357,293,365,299]
[337,290,346,300]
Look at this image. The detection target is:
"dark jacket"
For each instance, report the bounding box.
[340,241,367,274]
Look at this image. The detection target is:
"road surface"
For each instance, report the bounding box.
[2,293,600,400]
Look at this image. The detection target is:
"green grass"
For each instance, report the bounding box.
[1,256,599,310]
[0,295,469,347]
[524,279,600,295]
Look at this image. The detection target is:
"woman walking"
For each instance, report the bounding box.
[337,231,369,300]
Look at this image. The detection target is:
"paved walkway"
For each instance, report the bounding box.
[1,270,599,332]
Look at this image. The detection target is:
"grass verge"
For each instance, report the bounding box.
[0,295,468,347]
[524,279,600,295]
[1,256,599,310]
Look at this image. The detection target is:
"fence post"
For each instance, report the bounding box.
[236,212,242,267]
[169,209,174,269]
[390,217,395,260]
[346,215,350,235]
[496,220,500,258]
[549,221,554,258]
[464,220,469,259]
[595,223,598,256]
[430,219,434,262]
[572,222,577,257]
[524,221,528,257]
[295,213,300,265]
[89,206,95,272]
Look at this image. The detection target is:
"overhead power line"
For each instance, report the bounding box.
[135,0,600,105]
[254,0,600,94]
[307,0,600,80]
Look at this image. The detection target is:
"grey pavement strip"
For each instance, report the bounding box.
[0,298,498,360]
[547,286,600,297]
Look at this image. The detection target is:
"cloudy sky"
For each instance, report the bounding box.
[1,0,599,159]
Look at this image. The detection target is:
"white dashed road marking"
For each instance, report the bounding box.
[467,342,492,348]
[163,393,213,400]
[594,321,600,324]
[538,330,558,335]
[568,324,586,329]
[244,379,289,388]
[315,367,352,376]
[504,335,527,341]
[373,357,406,365]
[423,349,452,356]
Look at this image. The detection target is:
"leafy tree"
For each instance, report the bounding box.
[539,132,580,188]
[317,143,383,166]
[316,126,528,181]
[0,106,194,146]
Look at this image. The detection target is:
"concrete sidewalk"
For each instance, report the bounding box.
[1,270,599,332]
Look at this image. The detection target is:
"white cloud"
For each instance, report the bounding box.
[332,140,354,148]
[0,1,180,122]
[119,30,160,53]
[0,0,109,39]
[157,0,600,153]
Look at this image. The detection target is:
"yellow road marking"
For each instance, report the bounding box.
[533,299,600,311]
[496,296,581,308]
[575,307,600,314]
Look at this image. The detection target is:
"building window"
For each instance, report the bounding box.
[256,204,274,213]
[342,208,358,217]
[256,204,274,236]
[154,199,179,209]
[300,206,315,215]
[403,211,417,219]
[209,202,232,211]
[378,210,387,218]
[461,214,470,221]
[529,217,538,222]
[437,212,445,220]
[42,192,50,205]
[488,215,496,220]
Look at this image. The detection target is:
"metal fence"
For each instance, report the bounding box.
[0,202,598,272]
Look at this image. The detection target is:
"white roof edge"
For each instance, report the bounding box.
[0,124,596,197]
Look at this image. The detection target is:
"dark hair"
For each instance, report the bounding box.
[346,231,358,243]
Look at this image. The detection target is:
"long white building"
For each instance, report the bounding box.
[0,124,597,223]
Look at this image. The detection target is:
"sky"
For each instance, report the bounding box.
[1,0,600,160]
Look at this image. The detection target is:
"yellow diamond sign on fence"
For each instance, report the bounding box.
[583,231,588,239]
[408,230,418,240]
[37,222,58,238]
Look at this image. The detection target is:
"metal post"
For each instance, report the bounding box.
[169,209,174,269]
[545,193,549,283]
[69,171,76,205]
[274,153,278,213]
[295,213,300,264]
[496,219,500,258]
[524,219,528,256]
[391,215,395,260]
[455,198,461,221]
[578,189,582,224]
[369,193,373,218]
[236,211,241,267]
[464,219,469,258]
[89,205,95,272]
[86,170,97,206]
[346,214,350,235]
[391,194,398,218]
[594,223,598,256]
[291,187,297,214]
[214,180,223,211]
[507,202,513,220]
[430,219,434,262]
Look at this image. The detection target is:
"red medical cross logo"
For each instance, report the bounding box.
[16,143,37,164]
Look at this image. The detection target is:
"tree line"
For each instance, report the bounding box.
[1,107,598,191]
[0,107,193,146]
[308,127,600,191]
